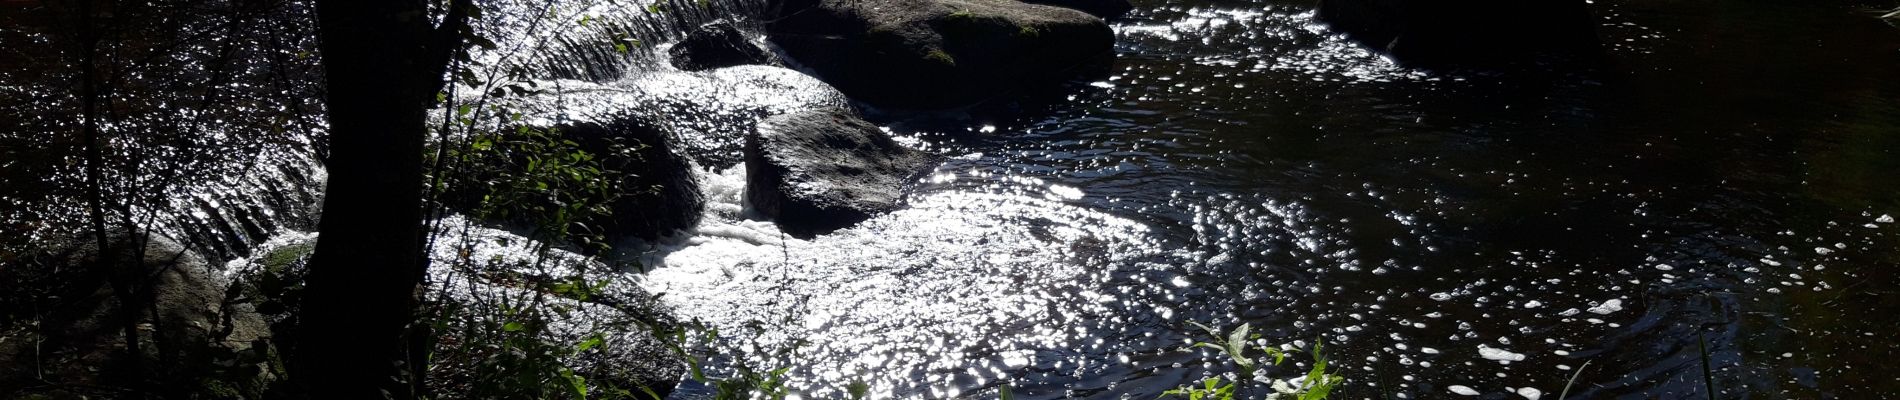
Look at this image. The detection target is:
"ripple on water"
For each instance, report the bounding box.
[637,165,1206,397]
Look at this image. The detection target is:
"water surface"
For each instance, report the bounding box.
[643,0,1900,398]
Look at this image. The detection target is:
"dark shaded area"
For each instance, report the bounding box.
[0,231,276,399]
[1315,0,1602,67]
[561,120,707,241]
[668,21,777,71]
[766,0,1116,109]
[293,0,473,396]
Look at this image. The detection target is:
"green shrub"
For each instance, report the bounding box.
[1162,322,1344,400]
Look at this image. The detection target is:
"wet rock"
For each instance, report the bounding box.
[0,231,278,398]
[434,114,703,242]
[1019,0,1132,19]
[560,118,706,241]
[419,222,682,397]
[1315,0,1601,67]
[668,22,777,71]
[766,0,1115,109]
[618,66,851,168]
[496,67,848,169]
[745,108,943,236]
[440,66,855,240]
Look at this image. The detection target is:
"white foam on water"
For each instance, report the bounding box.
[1478,345,1527,364]
[635,164,1185,396]
[1587,298,1623,315]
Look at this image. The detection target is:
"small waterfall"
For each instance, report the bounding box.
[475,0,774,81]
[0,0,775,263]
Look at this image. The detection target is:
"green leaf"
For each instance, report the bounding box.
[560,368,588,398]
[638,385,665,400]
[577,335,605,352]
[502,321,525,332]
[1227,323,1252,367]
[1000,384,1015,400]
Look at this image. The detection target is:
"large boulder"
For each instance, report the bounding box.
[562,118,706,242]
[1315,0,1601,67]
[766,0,1115,109]
[745,108,943,236]
[0,231,277,398]
[436,115,703,243]
[668,22,777,71]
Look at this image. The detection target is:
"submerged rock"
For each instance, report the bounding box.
[746,108,943,236]
[1315,0,1600,67]
[766,0,1115,109]
[668,22,777,71]
[0,231,277,398]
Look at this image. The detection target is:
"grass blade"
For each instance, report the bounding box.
[1558,360,1592,400]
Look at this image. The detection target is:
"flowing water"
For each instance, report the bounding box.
[642,0,1900,398]
[5,0,1900,398]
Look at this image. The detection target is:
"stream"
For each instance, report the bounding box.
[4,0,1899,398]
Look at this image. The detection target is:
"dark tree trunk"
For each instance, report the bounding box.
[75,0,148,390]
[295,0,466,398]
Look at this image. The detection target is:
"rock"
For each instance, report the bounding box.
[227,233,316,369]
[746,108,943,235]
[1315,0,1601,67]
[766,0,1115,109]
[439,66,856,240]
[445,116,704,242]
[420,223,683,397]
[0,231,277,398]
[1019,0,1131,19]
[668,22,777,71]
[491,67,848,169]
[617,66,852,168]
[559,118,706,242]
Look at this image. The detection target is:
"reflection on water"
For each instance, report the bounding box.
[4,0,1899,397]
[634,0,1900,398]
